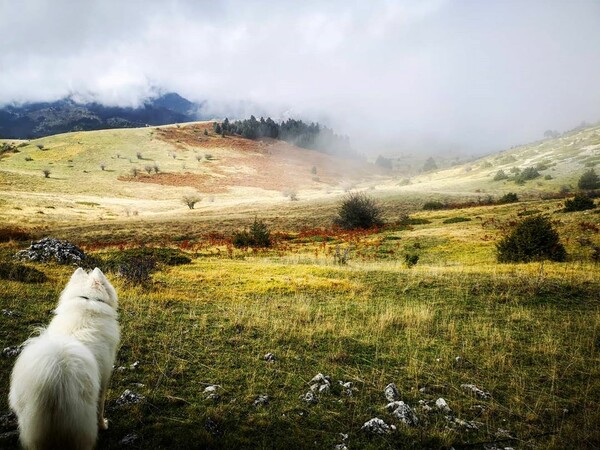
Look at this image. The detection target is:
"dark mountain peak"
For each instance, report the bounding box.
[147,92,194,115]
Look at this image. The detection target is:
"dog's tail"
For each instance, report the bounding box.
[9,333,100,450]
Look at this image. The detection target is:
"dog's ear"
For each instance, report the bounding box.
[69,267,87,283]
[90,267,109,285]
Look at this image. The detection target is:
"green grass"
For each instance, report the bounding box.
[1,198,599,449]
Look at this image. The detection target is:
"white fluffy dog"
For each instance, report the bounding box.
[9,267,120,450]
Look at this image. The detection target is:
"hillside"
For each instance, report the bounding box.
[380,123,600,198]
[0,122,381,229]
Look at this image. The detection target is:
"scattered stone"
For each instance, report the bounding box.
[131,383,145,388]
[386,401,419,426]
[1,309,19,317]
[301,391,318,404]
[116,366,127,372]
[203,385,221,401]
[115,389,144,406]
[361,417,396,435]
[495,428,514,439]
[14,237,87,265]
[383,383,400,402]
[445,416,483,431]
[263,352,276,362]
[333,445,348,450]
[119,433,138,445]
[418,400,433,414]
[205,418,224,438]
[339,381,354,396]
[461,384,491,400]
[2,345,23,358]
[129,361,140,370]
[309,373,331,393]
[435,398,452,414]
[253,394,269,407]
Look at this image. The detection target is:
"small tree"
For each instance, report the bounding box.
[493,169,508,181]
[153,164,160,174]
[144,165,153,174]
[136,151,143,160]
[233,217,271,248]
[564,193,596,212]
[496,216,566,263]
[99,162,106,171]
[182,194,201,209]
[204,129,209,136]
[215,123,222,134]
[577,168,599,190]
[497,192,519,204]
[334,192,384,230]
[131,167,139,177]
[42,168,51,178]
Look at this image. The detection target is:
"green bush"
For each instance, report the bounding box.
[0,262,47,283]
[577,168,599,190]
[333,192,383,230]
[497,192,519,204]
[496,216,566,263]
[513,167,540,184]
[493,170,508,181]
[422,201,445,211]
[102,247,191,270]
[442,217,471,224]
[233,218,272,248]
[564,194,596,212]
[404,253,419,268]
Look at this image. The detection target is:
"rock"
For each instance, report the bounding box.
[383,383,400,402]
[119,433,138,445]
[115,389,144,406]
[2,345,23,358]
[309,373,331,393]
[1,309,19,317]
[301,391,318,404]
[334,445,348,450]
[0,411,17,430]
[205,418,224,437]
[14,237,87,265]
[386,401,418,426]
[445,416,483,431]
[203,385,221,401]
[263,352,276,362]
[253,394,269,407]
[495,428,514,439]
[129,361,140,370]
[361,417,396,435]
[435,398,452,414]
[418,400,433,414]
[461,384,491,400]
[339,381,353,396]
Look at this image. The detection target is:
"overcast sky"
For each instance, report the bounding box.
[1,0,599,153]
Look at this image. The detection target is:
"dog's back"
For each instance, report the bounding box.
[9,334,100,450]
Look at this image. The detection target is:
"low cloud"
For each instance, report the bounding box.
[1,0,599,153]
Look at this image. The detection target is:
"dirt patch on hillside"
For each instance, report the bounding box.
[129,124,381,193]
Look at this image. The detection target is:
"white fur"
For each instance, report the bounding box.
[9,268,120,450]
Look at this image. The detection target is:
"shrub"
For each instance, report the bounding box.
[493,170,508,181]
[513,167,540,184]
[102,248,191,271]
[443,217,471,224]
[563,193,596,212]
[144,165,153,174]
[205,153,213,160]
[423,201,445,211]
[404,253,419,268]
[182,195,201,209]
[131,168,139,177]
[36,144,44,150]
[100,162,106,171]
[136,152,143,160]
[399,216,431,225]
[333,192,384,230]
[0,227,34,242]
[497,192,519,204]
[117,256,156,286]
[42,168,51,178]
[0,262,47,283]
[577,168,599,190]
[496,216,566,263]
[153,164,160,174]
[232,218,272,248]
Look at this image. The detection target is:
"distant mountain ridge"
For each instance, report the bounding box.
[0,93,202,139]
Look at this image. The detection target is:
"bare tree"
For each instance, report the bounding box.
[42,168,51,178]
[136,151,143,160]
[144,165,153,174]
[100,162,106,171]
[153,164,160,173]
[131,167,139,177]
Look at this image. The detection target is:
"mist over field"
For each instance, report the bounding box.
[1,0,600,154]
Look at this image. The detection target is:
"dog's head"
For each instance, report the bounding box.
[59,267,118,310]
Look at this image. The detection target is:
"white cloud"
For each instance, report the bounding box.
[1,0,599,152]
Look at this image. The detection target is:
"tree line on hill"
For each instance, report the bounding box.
[214,116,358,158]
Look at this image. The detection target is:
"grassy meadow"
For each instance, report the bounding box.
[1,195,599,449]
